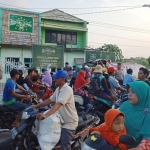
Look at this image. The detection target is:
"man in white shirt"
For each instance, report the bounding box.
[33,70,78,150]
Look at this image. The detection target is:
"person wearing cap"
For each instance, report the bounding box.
[108,67,126,96]
[2,69,30,127]
[92,65,116,104]
[32,70,78,150]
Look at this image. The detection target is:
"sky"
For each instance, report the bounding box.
[1,0,150,58]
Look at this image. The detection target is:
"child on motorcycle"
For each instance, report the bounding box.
[81,109,127,150]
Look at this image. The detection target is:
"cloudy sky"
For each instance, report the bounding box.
[1,0,150,58]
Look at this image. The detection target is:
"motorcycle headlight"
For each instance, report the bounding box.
[21,111,30,120]
[81,142,96,150]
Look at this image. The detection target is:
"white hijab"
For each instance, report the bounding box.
[47,64,51,73]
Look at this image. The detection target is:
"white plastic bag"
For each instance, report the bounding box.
[36,110,64,150]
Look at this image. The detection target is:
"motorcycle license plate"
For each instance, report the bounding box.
[10,127,19,139]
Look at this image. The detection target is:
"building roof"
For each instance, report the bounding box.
[41,9,88,23]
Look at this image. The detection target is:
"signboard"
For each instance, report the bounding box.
[32,45,64,68]
[85,50,116,62]
[9,14,33,33]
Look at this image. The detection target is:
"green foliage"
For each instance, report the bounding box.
[97,44,124,62]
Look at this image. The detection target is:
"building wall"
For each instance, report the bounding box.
[0,47,32,83]
[0,7,41,45]
[41,27,87,49]
[64,51,85,67]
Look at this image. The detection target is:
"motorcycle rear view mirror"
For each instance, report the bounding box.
[119,135,136,145]
[81,111,87,121]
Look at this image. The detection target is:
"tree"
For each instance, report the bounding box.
[97,44,124,62]
[141,58,150,69]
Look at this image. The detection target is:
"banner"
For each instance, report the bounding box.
[32,45,64,68]
[9,14,33,33]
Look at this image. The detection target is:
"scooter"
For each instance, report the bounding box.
[82,134,136,150]
[0,107,100,150]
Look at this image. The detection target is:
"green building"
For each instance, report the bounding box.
[40,9,88,68]
[0,8,88,83]
[0,7,40,83]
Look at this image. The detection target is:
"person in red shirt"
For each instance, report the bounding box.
[81,109,127,150]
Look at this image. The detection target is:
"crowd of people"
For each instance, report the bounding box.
[1,61,150,150]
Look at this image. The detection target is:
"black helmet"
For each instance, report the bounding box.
[83,134,114,150]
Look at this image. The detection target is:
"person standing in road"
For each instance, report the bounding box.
[32,70,78,150]
[115,63,124,85]
[123,68,135,86]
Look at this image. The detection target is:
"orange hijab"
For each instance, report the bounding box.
[74,70,87,89]
[90,109,127,150]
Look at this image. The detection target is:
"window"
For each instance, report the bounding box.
[5,57,19,74]
[66,34,71,44]
[50,33,56,43]
[24,58,32,68]
[45,30,77,45]
[57,33,62,45]
[72,34,77,45]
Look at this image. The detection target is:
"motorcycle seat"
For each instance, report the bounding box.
[77,114,94,130]
[0,105,12,112]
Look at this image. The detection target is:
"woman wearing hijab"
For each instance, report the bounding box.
[42,71,52,87]
[74,70,91,111]
[120,81,150,150]
[81,109,127,150]
[47,64,52,73]
[69,66,81,88]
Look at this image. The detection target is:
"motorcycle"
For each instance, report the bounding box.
[82,134,136,150]
[0,107,100,150]
[40,85,53,101]
[112,92,128,109]
[0,92,37,129]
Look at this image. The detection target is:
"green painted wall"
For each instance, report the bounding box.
[42,19,87,28]
[64,51,84,66]
[0,8,2,43]
[0,47,32,83]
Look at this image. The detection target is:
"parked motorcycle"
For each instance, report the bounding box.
[82,134,136,150]
[0,107,100,150]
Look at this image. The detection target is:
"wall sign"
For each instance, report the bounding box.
[32,45,64,68]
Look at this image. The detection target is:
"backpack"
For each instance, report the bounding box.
[88,75,101,96]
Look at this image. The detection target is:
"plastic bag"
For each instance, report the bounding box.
[36,110,64,150]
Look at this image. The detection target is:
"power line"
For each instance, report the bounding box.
[88,41,150,49]
[87,20,150,34]
[13,5,143,10]
[0,3,142,15]
[89,32,150,43]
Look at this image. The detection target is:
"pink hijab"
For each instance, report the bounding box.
[42,71,52,87]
